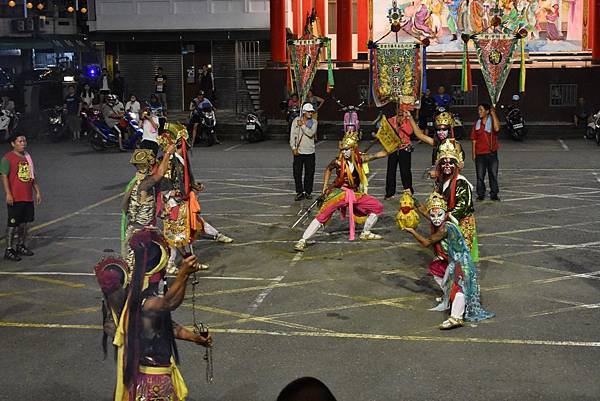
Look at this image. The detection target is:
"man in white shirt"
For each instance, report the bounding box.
[125,94,141,121]
[289,103,318,201]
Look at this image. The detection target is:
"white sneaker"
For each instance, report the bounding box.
[294,239,307,252]
[359,231,382,240]
[428,301,450,312]
[166,262,178,275]
[215,233,233,243]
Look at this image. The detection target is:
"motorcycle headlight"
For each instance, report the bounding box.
[50,117,61,124]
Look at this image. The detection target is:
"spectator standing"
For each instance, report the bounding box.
[289,103,317,201]
[385,110,414,199]
[112,71,126,102]
[418,88,436,136]
[80,83,95,108]
[125,94,141,120]
[470,103,501,201]
[98,68,111,103]
[63,84,82,141]
[433,85,452,109]
[574,97,590,128]
[1,95,15,113]
[306,89,325,120]
[199,65,215,102]
[154,67,168,114]
[1,136,42,261]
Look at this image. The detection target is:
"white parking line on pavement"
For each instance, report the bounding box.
[224,143,244,152]
[557,139,570,151]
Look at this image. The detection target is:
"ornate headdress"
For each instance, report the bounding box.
[158,122,190,151]
[435,112,454,127]
[436,139,463,164]
[130,149,156,167]
[339,131,360,149]
[427,192,448,211]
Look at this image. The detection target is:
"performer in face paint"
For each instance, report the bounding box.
[404,192,494,329]
[294,131,389,252]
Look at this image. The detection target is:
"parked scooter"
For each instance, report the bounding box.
[46,106,67,143]
[586,110,600,145]
[500,95,527,141]
[243,112,267,142]
[0,108,18,142]
[89,109,142,151]
[335,99,366,134]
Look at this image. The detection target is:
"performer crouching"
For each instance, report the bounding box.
[294,132,388,251]
[403,192,494,329]
[113,229,212,401]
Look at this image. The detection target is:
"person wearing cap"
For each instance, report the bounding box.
[290,103,318,201]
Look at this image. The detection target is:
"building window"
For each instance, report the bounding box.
[451,85,479,107]
[327,0,357,34]
[549,84,577,107]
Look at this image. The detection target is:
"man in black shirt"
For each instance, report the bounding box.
[154,67,168,114]
[418,88,436,137]
[63,85,82,141]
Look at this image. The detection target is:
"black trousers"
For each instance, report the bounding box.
[293,153,315,195]
[475,152,499,198]
[385,148,413,197]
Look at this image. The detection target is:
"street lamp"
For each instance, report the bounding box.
[8,0,16,7]
[26,2,33,9]
[36,1,44,10]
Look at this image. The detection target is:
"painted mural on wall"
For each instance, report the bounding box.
[370,0,584,51]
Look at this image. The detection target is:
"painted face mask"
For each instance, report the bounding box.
[342,148,352,159]
[441,158,456,176]
[429,207,446,227]
[436,127,449,141]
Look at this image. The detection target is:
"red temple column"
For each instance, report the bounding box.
[302,0,313,33]
[270,0,287,63]
[292,0,300,36]
[336,0,353,61]
[316,0,326,34]
[591,0,600,63]
[357,0,368,55]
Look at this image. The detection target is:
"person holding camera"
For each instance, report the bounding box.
[290,103,317,201]
[139,107,160,155]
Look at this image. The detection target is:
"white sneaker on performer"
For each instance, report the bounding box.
[198,263,209,270]
[294,239,307,252]
[359,231,382,240]
[215,233,233,243]
[166,262,178,275]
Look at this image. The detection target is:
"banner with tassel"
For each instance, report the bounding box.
[369,42,423,109]
[473,33,519,106]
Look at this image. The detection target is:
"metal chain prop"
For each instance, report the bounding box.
[184,245,214,383]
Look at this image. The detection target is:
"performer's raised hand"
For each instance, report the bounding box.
[166,143,176,155]
[180,254,200,276]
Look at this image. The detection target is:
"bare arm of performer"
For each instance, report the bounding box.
[143,255,200,312]
[151,144,176,182]
[405,111,434,146]
[403,225,447,247]
[172,321,212,347]
[362,150,389,163]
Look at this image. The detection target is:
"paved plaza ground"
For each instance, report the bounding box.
[0,135,599,400]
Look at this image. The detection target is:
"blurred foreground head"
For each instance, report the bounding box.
[277,377,337,401]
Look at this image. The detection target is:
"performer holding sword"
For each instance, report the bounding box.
[293,130,390,252]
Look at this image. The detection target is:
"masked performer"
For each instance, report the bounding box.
[113,228,212,401]
[158,124,233,273]
[406,110,463,166]
[122,146,175,268]
[430,139,478,262]
[404,192,494,329]
[294,132,388,252]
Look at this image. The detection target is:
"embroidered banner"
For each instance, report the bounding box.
[369,42,422,109]
[288,38,334,104]
[473,33,519,105]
